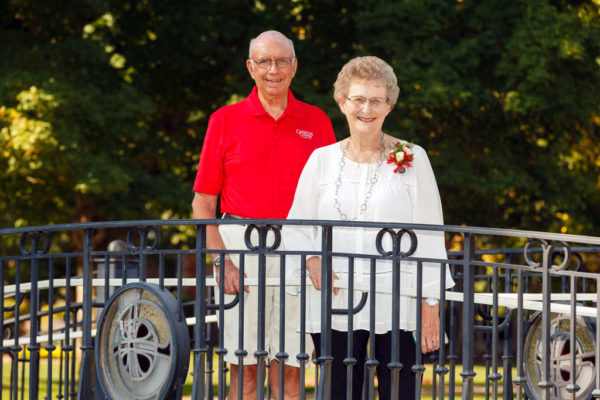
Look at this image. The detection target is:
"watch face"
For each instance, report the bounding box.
[425,298,439,306]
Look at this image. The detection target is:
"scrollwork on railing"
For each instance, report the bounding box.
[126,226,161,252]
[243,224,281,252]
[18,231,51,256]
[375,228,417,257]
[523,239,571,271]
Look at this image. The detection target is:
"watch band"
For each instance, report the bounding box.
[423,297,439,307]
[213,255,230,268]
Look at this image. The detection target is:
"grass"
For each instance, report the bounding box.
[3,353,519,400]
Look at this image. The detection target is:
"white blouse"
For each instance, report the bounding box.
[283,140,455,333]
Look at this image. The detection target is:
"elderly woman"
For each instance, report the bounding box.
[283,56,455,399]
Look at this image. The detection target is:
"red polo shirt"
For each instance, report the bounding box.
[193,87,336,219]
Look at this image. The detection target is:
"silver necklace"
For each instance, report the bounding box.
[333,134,385,221]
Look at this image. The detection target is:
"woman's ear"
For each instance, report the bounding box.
[337,98,347,115]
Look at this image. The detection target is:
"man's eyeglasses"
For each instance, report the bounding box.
[345,96,389,110]
[249,57,295,70]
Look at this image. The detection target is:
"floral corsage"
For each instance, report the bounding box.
[387,140,414,173]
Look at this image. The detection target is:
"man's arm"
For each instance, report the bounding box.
[191,192,247,294]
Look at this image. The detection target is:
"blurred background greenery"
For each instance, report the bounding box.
[1,0,600,241]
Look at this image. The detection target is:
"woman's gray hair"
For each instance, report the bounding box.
[333,56,400,106]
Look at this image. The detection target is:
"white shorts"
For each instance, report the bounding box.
[215,223,313,367]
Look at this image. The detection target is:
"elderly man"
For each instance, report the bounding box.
[192,30,335,398]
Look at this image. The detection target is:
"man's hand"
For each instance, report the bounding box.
[306,256,339,295]
[215,259,249,294]
[421,303,440,354]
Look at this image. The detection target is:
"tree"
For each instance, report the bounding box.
[1,0,599,243]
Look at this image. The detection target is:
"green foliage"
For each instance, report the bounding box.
[1,0,599,242]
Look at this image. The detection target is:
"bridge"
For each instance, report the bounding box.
[1,219,600,399]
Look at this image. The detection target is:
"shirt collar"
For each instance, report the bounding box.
[246,86,302,119]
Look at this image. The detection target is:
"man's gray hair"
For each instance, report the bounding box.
[249,30,296,58]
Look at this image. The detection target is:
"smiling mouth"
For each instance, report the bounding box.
[266,78,283,83]
[357,116,376,122]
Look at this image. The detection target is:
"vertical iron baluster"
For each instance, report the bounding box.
[256,227,268,400]
[389,241,401,399]
[216,247,227,400]
[460,233,476,399]
[69,317,77,400]
[58,338,64,400]
[159,253,165,290]
[513,269,526,400]
[436,262,449,399]
[139,230,147,282]
[103,254,109,304]
[483,323,491,400]
[29,234,40,400]
[593,277,600,398]
[191,223,208,400]
[177,253,183,322]
[46,258,55,400]
[299,255,309,400]
[488,267,501,399]
[121,254,127,286]
[205,287,216,400]
[365,258,377,400]
[502,264,514,400]
[277,254,287,400]
[12,260,22,400]
[236,254,246,400]
[345,257,355,400]
[448,264,458,400]
[565,275,580,397]
[76,229,94,400]
[317,225,333,400]
[565,275,580,400]
[414,261,425,400]
[63,257,72,400]
[538,244,554,398]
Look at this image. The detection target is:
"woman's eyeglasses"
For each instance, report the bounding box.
[345,96,389,110]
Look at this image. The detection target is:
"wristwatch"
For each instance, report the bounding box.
[423,297,439,307]
[213,255,230,268]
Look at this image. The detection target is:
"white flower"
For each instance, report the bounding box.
[395,151,405,162]
[405,147,413,155]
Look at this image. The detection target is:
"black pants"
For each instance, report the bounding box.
[311,329,416,400]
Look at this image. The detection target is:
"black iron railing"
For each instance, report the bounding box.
[1,219,600,399]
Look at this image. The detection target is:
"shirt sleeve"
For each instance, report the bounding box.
[320,113,337,147]
[283,149,323,281]
[410,146,455,292]
[193,112,224,195]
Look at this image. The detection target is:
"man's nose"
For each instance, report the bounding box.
[267,61,280,72]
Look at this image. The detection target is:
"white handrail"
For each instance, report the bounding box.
[2,277,598,347]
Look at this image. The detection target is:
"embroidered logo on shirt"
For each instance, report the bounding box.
[296,129,314,139]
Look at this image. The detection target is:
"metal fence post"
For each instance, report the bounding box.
[538,243,554,398]
[77,228,94,400]
[27,233,40,400]
[192,223,208,400]
[460,233,476,399]
[256,225,269,400]
[317,225,333,399]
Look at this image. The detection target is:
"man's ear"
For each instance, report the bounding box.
[290,58,298,78]
[246,59,255,78]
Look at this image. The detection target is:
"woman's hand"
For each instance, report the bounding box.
[421,303,440,353]
[306,256,339,294]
